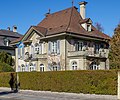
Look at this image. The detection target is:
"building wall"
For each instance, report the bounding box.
[15,31,110,72]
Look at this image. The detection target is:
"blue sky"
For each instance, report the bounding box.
[0,0,120,37]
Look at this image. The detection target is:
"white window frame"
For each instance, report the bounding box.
[35,43,39,54]
[72,61,77,70]
[40,64,44,72]
[29,63,35,72]
[53,65,58,71]
[21,64,25,72]
[75,41,83,51]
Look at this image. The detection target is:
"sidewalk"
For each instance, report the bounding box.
[0,87,118,100]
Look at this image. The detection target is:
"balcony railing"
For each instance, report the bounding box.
[68,50,108,58]
[36,53,47,59]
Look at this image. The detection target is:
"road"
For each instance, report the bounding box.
[0,87,117,100]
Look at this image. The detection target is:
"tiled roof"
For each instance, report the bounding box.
[10,37,23,44]
[0,30,22,46]
[32,26,47,36]
[37,6,110,40]
[0,30,22,37]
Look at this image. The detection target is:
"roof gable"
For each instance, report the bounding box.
[21,26,45,42]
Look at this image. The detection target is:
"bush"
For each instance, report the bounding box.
[0,70,118,95]
[0,62,14,72]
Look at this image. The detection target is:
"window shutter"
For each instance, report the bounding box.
[39,44,42,54]
[48,41,51,54]
[18,48,20,58]
[42,43,44,54]
[22,47,24,59]
[57,40,60,54]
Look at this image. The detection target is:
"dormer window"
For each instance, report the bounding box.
[87,24,91,32]
[4,38,9,46]
[80,18,92,32]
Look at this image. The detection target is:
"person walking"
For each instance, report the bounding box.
[9,73,15,91]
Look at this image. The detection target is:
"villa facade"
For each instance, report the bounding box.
[11,2,110,72]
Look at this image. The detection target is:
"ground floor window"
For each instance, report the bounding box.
[40,64,44,72]
[21,64,25,72]
[53,65,58,71]
[30,63,35,72]
[90,62,100,70]
[72,61,77,70]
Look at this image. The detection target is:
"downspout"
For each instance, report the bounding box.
[65,36,67,70]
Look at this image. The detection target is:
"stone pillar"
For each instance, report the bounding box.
[118,71,120,100]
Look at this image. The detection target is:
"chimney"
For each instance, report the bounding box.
[7,27,10,31]
[79,1,88,19]
[13,25,17,32]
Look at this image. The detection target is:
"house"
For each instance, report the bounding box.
[11,1,110,72]
[0,26,22,57]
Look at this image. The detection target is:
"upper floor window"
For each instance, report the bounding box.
[48,40,60,54]
[35,43,39,54]
[18,47,24,59]
[75,41,83,51]
[94,44,100,54]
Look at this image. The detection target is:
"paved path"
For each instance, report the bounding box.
[0,87,117,100]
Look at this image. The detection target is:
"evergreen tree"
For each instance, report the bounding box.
[109,24,120,69]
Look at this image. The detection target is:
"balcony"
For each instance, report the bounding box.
[68,50,108,58]
[36,53,47,59]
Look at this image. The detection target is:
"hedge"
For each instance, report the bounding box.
[0,70,118,95]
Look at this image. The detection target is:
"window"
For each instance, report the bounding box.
[94,44,100,54]
[90,62,100,70]
[87,24,91,32]
[48,40,60,54]
[4,38,9,46]
[21,64,25,72]
[51,41,57,53]
[35,43,39,54]
[53,65,58,71]
[18,48,24,59]
[75,41,83,51]
[40,64,44,72]
[29,63,35,72]
[72,61,77,70]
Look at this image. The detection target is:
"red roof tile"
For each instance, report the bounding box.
[37,6,110,40]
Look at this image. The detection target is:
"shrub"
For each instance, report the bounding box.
[0,70,118,95]
[0,62,14,72]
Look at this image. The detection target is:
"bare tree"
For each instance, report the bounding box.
[95,22,104,32]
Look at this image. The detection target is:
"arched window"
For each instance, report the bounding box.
[21,64,25,72]
[40,64,44,72]
[29,63,34,72]
[72,61,77,70]
[89,62,100,70]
